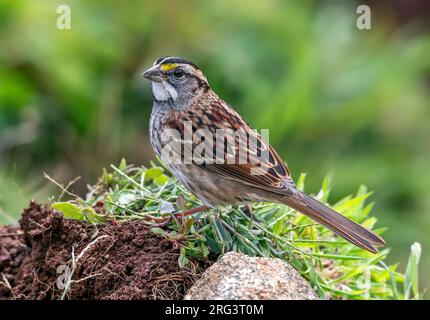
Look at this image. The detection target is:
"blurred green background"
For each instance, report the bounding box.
[0,1,429,289]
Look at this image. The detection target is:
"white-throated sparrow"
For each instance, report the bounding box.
[143,56,385,253]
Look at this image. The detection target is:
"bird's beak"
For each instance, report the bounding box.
[142,65,167,82]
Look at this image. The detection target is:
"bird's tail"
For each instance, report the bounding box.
[281,191,386,253]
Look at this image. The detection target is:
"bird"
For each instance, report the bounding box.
[143,56,386,253]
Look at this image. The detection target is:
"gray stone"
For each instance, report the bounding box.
[185,252,318,300]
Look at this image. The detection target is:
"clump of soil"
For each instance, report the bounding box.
[0,202,208,300]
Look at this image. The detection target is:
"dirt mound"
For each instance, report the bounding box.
[0,202,207,300]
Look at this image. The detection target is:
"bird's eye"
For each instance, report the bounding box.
[173,69,184,78]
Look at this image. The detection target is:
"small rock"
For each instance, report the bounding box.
[184,252,318,300]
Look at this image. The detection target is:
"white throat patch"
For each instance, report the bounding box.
[152,81,178,101]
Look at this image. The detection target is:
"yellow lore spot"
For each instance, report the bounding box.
[160,63,177,72]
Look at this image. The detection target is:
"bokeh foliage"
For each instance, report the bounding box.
[0,1,429,289]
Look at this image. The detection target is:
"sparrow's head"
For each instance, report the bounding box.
[143,56,209,105]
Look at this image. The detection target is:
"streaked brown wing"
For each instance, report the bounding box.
[188,98,296,195]
[161,94,296,194]
[202,135,296,195]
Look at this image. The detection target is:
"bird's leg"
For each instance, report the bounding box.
[174,205,209,218]
[176,194,187,210]
[243,204,253,217]
[175,205,209,233]
[243,204,254,227]
[243,204,252,214]
[151,205,208,228]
